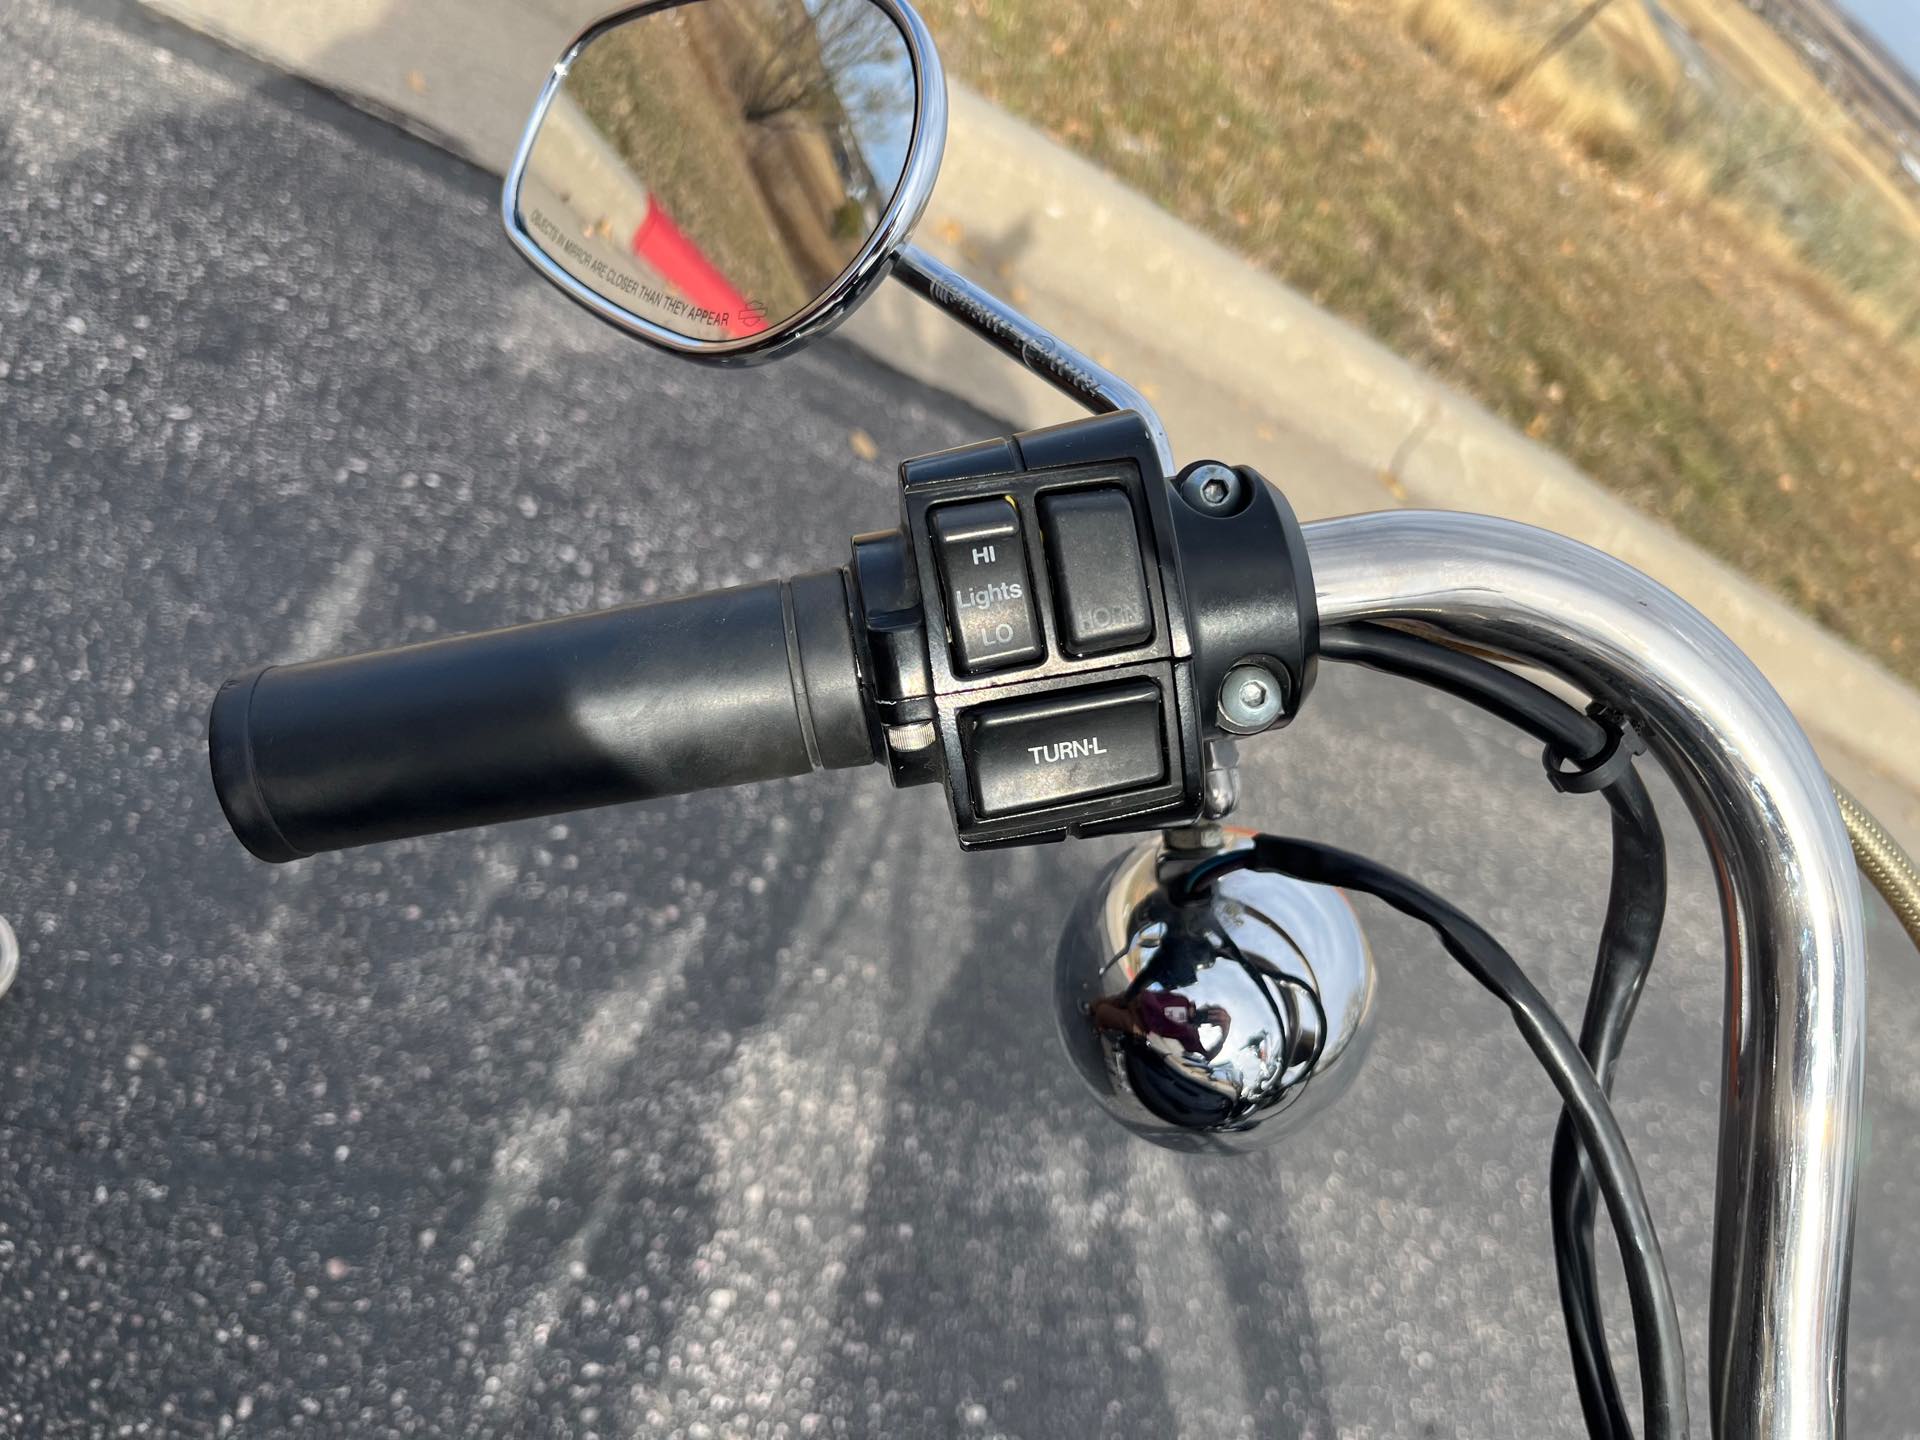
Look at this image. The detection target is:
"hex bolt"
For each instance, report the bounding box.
[1218,663,1286,732]
[1179,462,1245,516]
[1202,736,1241,819]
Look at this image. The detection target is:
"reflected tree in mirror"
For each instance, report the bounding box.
[521,0,918,342]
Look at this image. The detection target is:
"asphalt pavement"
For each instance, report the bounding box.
[2,2,1917,1436]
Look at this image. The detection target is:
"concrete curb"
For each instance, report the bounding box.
[135,0,1920,816]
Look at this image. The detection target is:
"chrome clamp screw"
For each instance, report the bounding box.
[1179,462,1246,515]
[1218,663,1286,733]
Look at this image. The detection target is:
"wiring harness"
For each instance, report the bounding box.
[1181,622,1691,1440]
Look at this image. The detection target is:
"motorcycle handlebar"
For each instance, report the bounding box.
[208,569,874,862]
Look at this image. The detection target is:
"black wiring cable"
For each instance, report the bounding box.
[1318,623,1670,1439]
[1320,623,1608,761]
[1550,774,1666,1439]
[1176,837,1687,1440]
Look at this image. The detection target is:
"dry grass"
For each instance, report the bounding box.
[1516,54,1644,164]
[1395,0,1920,348]
[1660,0,1920,230]
[915,0,1920,683]
[1397,0,1643,164]
[1397,0,1531,89]
[1590,0,1685,94]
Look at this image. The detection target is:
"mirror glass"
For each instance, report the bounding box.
[516,0,920,345]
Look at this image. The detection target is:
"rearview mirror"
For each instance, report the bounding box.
[503,0,944,362]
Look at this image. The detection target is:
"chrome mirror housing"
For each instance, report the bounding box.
[502,0,946,364]
[502,0,1179,470]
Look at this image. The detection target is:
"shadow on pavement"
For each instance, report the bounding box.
[0,3,1332,1434]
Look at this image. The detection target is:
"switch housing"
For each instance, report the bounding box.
[842,411,1315,850]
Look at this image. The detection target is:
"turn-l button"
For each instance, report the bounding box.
[931,498,1043,674]
[964,680,1166,818]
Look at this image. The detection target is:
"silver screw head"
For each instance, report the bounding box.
[1179,462,1245,515]
[1218,663,1286,732]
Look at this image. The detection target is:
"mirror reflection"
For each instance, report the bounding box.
[519,0,918,343]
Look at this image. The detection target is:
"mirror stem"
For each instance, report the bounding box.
[893,245,1174,472]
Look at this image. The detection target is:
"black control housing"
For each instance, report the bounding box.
[206,410,1317,862]
[845,411,1316,850]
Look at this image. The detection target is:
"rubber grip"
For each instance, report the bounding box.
[209,570,872,862]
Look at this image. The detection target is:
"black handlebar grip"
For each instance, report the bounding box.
[209,569,874,862]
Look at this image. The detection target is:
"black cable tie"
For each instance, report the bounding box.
[1543,704,1646,796]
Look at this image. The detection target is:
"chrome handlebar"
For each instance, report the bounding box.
[1306,510,1865,1440]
